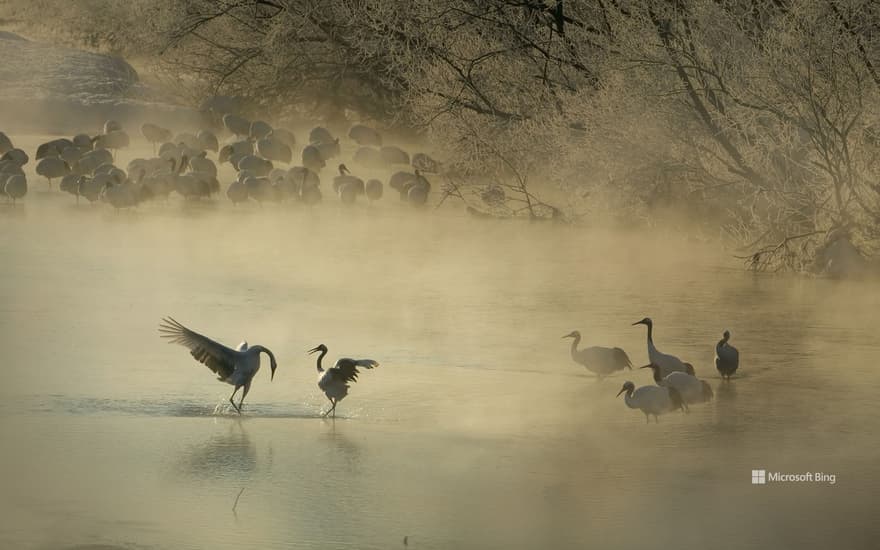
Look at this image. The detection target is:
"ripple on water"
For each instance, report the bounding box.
[5,394,320,419]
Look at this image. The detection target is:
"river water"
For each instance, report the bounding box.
[1,138,878,550]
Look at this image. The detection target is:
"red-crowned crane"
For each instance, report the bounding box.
[640,364,713,411]
[715,330,739,381]
[159,317,278,414]
[616,381,684,423]
[562,330,632,378]
[308,344,379,418]
[632,317,692,378]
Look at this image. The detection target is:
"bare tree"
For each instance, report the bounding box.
[15,0,880,272]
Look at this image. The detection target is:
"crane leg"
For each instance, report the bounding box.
[321,396,334,417]
[238,382,251,413]
[229,386,242,414]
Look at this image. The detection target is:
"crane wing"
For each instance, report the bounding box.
[717,342,739,367]
[330,358,379,384]
[159,317,239,380]
[578,346,632,370]
[726,345,739,366]
[612,347,633,368]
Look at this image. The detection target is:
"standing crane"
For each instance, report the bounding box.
[640,364,713,411]
[333,164,365,204]
[715,330,739,381]
[632,317,692,377]
[616,381,684,423]
[308,344,379,418]
[562,330,632,378]
[159,317,278,414]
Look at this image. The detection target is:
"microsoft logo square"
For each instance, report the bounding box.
[752,469,766,484]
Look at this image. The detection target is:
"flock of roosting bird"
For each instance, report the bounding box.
[158,315,739,422]
[0,115,441,209]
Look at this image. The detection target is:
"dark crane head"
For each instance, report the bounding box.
[308,344,329,371]
[632,317,652,327]
[616,381,635,397]
[562,330,580,339]
[308,344,328,355]
[265,349,278,381]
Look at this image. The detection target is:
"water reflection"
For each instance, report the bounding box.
[714,380,738,402]
[0,204,27,218]
[177,419,259,481]
[318,420,363,474]
[712,379,740,428]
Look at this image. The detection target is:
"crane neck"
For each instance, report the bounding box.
[645,322,653,344]
[569,333,582,358]
[623,389,637,410]
[315,348,328,372]
[252,345,275,362]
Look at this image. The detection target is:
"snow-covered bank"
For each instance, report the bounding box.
[0,32,203,134]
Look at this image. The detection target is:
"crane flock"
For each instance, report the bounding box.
[1,115,443,210]
[564,319,740,422]
[5,119,744,424]
[155,313,738,422]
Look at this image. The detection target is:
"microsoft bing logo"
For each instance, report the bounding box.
[749,469,836,485]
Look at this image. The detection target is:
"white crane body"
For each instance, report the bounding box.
[641,364,713,410]
[617,381,684,423]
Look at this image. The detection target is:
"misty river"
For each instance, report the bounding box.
[1,138,879,550]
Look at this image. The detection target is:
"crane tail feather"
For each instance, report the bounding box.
[613,347,633,369]
[667,386,685,412]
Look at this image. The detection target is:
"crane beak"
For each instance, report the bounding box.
[616,387,626,397]
[631,320,643,326]
[271,364,276,381]
[307,345,321,354]
[561,332,574,338]
[639,365,653,369]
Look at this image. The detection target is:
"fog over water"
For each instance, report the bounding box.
[1,132,878,548]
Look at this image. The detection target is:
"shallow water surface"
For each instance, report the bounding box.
[1,175,879,549]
